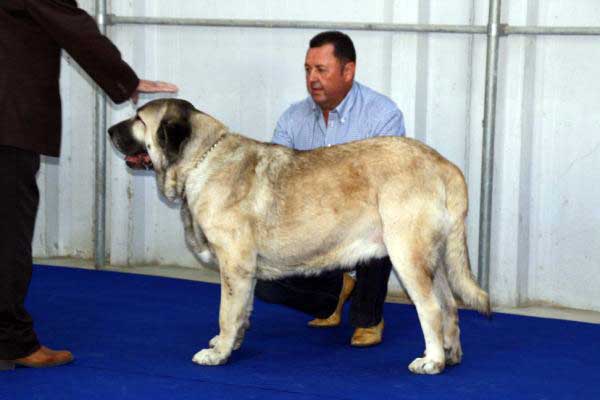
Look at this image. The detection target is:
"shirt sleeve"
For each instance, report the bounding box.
[371,109,406,137]
[271,111,294,148]
[24,0,139,104]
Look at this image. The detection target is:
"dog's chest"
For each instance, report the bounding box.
[184,162,218,206]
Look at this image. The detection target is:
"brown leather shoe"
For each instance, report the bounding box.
[308,273,356,328]
[351,319,384,347]
[9,346,74,369]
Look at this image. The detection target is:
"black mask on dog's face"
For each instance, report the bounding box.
[108,118,151,169]
[108,99,195,170]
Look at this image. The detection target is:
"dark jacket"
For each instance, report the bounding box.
[0,0,139,156]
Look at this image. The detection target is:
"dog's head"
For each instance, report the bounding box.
[108,98,225,200]
[108,98,197,172]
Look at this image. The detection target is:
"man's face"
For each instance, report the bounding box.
[305,44,355,112]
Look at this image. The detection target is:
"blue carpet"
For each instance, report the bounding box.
[1,265,599,400]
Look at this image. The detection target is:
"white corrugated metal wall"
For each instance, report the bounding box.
[33,0,600,311]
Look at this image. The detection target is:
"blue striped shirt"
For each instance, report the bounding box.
[272,81,405,150]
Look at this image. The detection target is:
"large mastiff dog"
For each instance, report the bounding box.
[108,99,490,374]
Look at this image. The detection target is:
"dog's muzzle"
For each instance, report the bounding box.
[125,152,153,170]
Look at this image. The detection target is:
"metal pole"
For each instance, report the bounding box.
[109,15,600,36]
[94,0,108,269]
[478,0,502,293]
[109,15,487,35]
[506,25,600,36]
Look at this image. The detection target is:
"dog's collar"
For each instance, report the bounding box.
[181,135,226,201]
[196,135,226,167]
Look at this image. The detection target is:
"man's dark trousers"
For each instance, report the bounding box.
[0,145,41,359]
[255,257,393,328]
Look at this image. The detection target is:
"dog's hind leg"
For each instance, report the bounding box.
[433,267,462,366]
[386,233,446,374]
[380,194,447,374]
[193,247,257,366]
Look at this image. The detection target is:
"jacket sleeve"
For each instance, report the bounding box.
[24,0,139,104]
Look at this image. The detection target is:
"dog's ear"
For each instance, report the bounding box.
[158,118,191,164]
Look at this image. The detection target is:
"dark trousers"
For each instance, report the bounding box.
[255,256,393,328]
[0,146,41,359]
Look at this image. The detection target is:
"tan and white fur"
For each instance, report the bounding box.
[108,99,490,374]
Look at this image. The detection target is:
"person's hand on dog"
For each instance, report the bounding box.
[131,80,179,104]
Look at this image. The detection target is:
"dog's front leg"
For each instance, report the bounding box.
[235,278,256,349]
[209,278,254,351]
[193,257,256,366]
[209,276,255,350]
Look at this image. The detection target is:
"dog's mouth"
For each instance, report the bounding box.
[125,152,153,170]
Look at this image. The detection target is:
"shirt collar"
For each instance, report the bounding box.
[310,81,358,121]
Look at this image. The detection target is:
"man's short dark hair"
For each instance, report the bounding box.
[309,31,356,64]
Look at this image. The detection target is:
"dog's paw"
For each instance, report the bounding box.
[408,357,445,375]
[192,348,228,366]
[210,334,243,351]
[209,335,222,348]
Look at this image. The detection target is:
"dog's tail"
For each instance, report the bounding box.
[443,168,491,316]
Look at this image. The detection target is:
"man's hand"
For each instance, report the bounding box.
[131,80,179,104]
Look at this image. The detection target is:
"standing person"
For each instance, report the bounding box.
[0,0,177,369]
[255,31,405,347]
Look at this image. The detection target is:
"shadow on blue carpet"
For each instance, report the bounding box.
[1,265,598,400]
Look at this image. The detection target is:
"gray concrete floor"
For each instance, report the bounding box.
[35,257,600,325]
